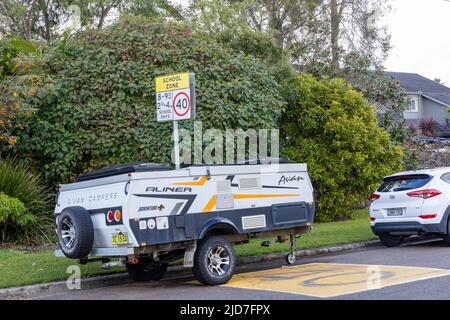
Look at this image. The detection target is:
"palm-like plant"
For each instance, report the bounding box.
[0,157,53,243]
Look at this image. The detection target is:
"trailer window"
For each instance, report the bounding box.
[377,174,431,192]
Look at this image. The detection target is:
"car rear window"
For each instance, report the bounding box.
[377,174,431,192]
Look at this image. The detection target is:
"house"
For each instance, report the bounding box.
[385,72,450,131]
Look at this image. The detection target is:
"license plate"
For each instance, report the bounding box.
[112,233,128,245]
[387,208,404,217]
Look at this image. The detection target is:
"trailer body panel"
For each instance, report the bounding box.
[55,163,315,258]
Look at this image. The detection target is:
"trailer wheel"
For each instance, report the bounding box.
[56,207,94,259]
[193,236,236,285]
[285,252,296,265]
[126,258,168,282]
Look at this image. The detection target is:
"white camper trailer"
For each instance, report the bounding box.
[54,161,315,285]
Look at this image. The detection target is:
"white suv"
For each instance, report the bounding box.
[370,167,450,247]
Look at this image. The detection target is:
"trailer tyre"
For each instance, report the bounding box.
[126,259,168,282]
[193,236,236,285]
[56,207,94,259]
[285,252,296,265]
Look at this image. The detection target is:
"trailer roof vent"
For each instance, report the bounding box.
[239,177,261,190]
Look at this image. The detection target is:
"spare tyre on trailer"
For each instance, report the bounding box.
[56,207,94,259]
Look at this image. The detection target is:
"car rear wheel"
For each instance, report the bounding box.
[379,233,403,247]
[441,217,450,246]
[193,236,236,285]
[126,258,168,282]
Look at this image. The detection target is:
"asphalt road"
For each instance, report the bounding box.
[35,238,450,300]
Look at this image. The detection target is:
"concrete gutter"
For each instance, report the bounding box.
[0,240,381,300]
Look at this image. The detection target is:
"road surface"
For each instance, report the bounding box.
[35,238,450,300]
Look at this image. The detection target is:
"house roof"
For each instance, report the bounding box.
[385,71,450,107]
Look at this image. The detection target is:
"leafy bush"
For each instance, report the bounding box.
[419,118,439,137]
[281,75,403,222]
[0,158,52,242]
[0,194,33,241]
[408,123,418,136]
[11,16,284,184]
[0,36,38,79]
[0,37,42,153]
[215,29,296,85]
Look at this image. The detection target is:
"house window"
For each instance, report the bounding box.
[405,96,419,112]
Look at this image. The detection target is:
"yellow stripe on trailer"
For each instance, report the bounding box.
[202,194,300,212]
[173,176,207,186]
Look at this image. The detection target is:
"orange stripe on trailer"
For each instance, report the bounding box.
[202,194,300,212]
[203,196,217,212]
[233,194,300,199]
[172,176,207,186]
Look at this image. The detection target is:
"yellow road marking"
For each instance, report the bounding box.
[201,194,300,212]
[223,263,450,298]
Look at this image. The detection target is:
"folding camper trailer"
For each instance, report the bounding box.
[54,161,315,285]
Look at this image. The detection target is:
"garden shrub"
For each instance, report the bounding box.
[0,37,42,153]
[0,194,32,241]
[281,75,403,222]
[419,118,439,137]
[11,16,284,185]
[0,158,52,242]
[0,36,38,79]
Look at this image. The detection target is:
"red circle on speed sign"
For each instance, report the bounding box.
[173,92,191,117]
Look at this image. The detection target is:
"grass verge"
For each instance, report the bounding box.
[0,209,375,289]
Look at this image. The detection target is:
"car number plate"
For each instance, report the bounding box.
[387,208,404,217]
[112,233,128,245]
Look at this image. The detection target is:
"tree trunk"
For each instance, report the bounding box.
[330,0,340,75]
[24,0,39,39]
[267,1,284,49]
[97,5,108,30]
[40,0,51,42]
[1,222,7,242]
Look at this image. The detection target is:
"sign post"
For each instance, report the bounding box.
[173,120,180,169]
[155,72,195,170]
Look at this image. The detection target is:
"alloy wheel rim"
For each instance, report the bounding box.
[207,245,230,276]
[61,217,76,249]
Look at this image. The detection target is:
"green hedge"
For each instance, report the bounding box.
[281,75,402,222]
[13,16,284,184]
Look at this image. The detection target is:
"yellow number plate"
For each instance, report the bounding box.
[112,233,128,245]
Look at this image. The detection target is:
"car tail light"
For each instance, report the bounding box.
[370,194,380,201]
[114,209,122,222]
[407,189,442,199]
[107,210,114,223]
[370,217,376,222]
[419,214,437,219]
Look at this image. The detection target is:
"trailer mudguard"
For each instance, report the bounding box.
[198,217,240,239]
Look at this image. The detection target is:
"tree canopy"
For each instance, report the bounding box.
[9,16,284,184]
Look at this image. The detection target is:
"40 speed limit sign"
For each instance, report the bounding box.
[155,72,196,122]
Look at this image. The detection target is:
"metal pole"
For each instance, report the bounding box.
[173,120,180,170]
